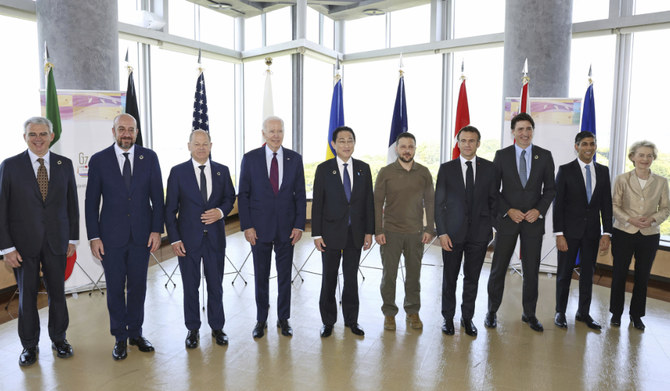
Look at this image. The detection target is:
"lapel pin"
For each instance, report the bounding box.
[332,170,337,175]
[216,171,221,176]
[57,160,62,165]
[534,155,538,160]
[287,157,291,161]
[139,155,144,160]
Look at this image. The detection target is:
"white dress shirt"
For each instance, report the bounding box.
[114,143,135,174]
[265,145,283,189]
[459,155,476,186]
[336,155,354,191]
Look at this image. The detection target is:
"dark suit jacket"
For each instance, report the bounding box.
[85,144,164,247]
[553,159,613,239]
[0,150,79,257]
[494,144,556,235]
[311,158,374,249]
[164,160,235,251]
[238,147,306,242]
[435,157,497,244]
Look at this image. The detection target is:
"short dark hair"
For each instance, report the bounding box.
[511,112,535,130]
[574,131,595,144]
[332,126,355,142]
[396,132,415,144]
[456,125,481,141]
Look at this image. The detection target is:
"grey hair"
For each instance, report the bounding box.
[113,113,137,129]
[189,129,211,143]
[262,115,284,132]
[628,140,658,163]
[23,116,53,134]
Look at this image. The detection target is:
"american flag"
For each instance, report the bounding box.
[192,71,209,132]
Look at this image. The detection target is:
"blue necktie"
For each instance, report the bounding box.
[519,150,527,188]
[343,163,351,202]
[122,152,131,190]
[585,164,592,203]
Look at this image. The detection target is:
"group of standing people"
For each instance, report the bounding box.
[0,112,667,368]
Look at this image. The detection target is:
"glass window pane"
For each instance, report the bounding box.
[168,0,195,39]
[0,16,40,158]
[390,4,430,47]
[628,29,670,237]
[345,15,386,53]
[344,55,442,183]
[150,47,235,186]
[454,0,504,38]
[451,47,504,162]
[572,0,610,23]
[266,7,292,46]
[306,7,320,44]
[568,35,616,165]
[118,0,140,24]
[245,15,262,50]
[200,6,235,48]
[243,56,293,152]
[302,56,336,195]
[635,0,670,15]
[323,14,334,50]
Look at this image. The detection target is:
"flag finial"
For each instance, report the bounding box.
[43,42,54,75]
[460,59,466,81]
[399,53,404,77]
[521,58,529,84]
[588,64,593,84]
[125,48,134,75]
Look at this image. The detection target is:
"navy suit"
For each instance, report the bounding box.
[0,150,79,348]
[238,146,306,322]
[435,157,497,321]
[487,144,556,317]
[311,158,374,326]
[553,159,612,315]
[165,159,235,331]
[85,144,164,341]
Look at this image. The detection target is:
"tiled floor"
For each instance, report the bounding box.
[1,232,669,390]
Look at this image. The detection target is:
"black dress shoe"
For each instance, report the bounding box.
[253,321,267,339]
[521,314,544,332]
[212,329,229,345]
[484,312,497,328]
[554,312,568,329]
[113,341,127,361]
[320,324,333,338]
[185,330,199,349]
[277,319,293,337]
[630,316,645,330]
[19,346,38,367]
[129,336,155,352]
[345,323,365,336]
[575,312,602,330]
[610,314,621,327]
[442,319,455,335]
[52,339,74,358]
[461,318,478,336]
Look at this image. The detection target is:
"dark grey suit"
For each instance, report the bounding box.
[487,144,556,317]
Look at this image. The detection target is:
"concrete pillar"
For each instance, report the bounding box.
[36,0,119,90]
[502,0,573,99]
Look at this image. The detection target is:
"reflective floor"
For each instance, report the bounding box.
[1,232,669,390]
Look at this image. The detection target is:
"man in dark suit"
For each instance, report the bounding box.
[435,126,497,337]
[238,116,306,339]
[553,131,612,330]
[486,113,556,332]
[165,129,235,348]
[0,116,79,366]
[312,126,374,338]
[85,113,164,360]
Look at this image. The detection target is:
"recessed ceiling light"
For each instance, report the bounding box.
[363,9,385,16]
[207,0,232,8]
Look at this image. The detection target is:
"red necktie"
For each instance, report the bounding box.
[270,152,279,195]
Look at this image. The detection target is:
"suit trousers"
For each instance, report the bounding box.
[13,237,69,348]
[319,227,361,326]
[609,229,659,318]
[441,239,488,321]
[555,236,598,315]
[102,243,150,341]
[487,227,543,317]
[178,234,225,331]
[379,231,424,317]
[252,238,294,322]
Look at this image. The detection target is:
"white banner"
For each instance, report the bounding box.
[42,89,125,293]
